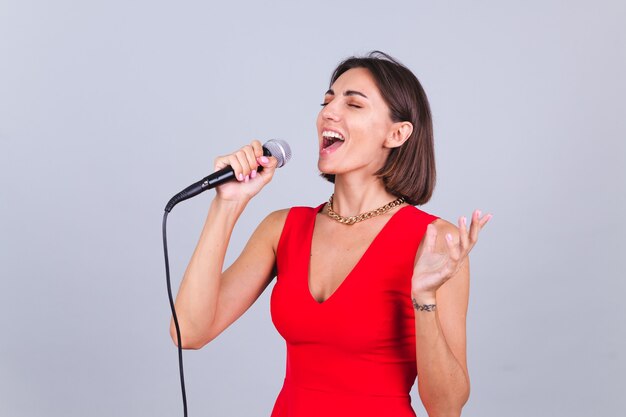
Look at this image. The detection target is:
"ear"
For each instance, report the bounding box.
[384,121,413,149]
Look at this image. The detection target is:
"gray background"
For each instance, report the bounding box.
[1,0,624,416]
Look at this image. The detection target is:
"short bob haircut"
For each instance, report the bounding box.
[320,51,436,206]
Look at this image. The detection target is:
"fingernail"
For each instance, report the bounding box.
[461,216,466,226]
[260,156,269,164]
[238,173,244,181]
[244,175,250,182]
[251,169,257,179]
[477,210,482,217]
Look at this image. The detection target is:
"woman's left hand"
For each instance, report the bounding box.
[411,210,492,301]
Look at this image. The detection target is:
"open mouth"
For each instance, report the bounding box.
[322,130,345,150]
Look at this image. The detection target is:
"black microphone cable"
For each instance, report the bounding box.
[162,140,291,417]
[162,209,188,417]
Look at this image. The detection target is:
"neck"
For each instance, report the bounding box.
[330,172,401,216]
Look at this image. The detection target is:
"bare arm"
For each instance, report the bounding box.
[412,212,491,416]
[413,224,470,417]
[168,140,283,349]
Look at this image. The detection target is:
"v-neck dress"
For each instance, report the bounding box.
[270,203,439,417]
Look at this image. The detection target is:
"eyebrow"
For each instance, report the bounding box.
[324,89,368,99]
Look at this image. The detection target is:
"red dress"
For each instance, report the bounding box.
[270,204,439,417]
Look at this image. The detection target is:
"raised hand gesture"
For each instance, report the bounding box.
[411,210,492,303]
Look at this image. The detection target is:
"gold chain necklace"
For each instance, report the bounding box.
[325,194,405,225]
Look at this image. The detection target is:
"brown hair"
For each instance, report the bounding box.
[321,51,436,205]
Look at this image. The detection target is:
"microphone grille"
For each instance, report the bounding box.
[264,139,292,168]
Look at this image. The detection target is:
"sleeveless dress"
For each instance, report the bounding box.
[270,203,439,417]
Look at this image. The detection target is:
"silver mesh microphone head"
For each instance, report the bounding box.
[263,139,292,168]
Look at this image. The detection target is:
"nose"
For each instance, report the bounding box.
[321,101,340,122]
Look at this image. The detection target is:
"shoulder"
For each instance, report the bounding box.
[257,205,320,241]
[261,204,320,227]
[401,205,441,231]
[406,208,459,251]
[244,209,289,257]
[262,208,290,225]
[258,208,290,237]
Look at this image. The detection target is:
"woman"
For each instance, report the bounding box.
[170,51,491,417]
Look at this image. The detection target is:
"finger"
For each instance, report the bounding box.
[256,155,279,182]
[458,216,469,252]
[445,231,461,261]
[423,223,438,253]
[213,155,230,172]
[479,212,493,228]
[240,145,259,178]
[250,141,265,179]
[215,148,253,182]
[468,209,482,243]
[251,140,264,158]
[234,149,253,180]
[226,154,244,181]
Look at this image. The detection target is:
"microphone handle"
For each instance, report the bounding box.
[164,147,271,212]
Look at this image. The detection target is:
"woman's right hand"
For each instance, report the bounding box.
[213,140,279,202]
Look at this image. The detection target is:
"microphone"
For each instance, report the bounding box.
[164,139,292,212]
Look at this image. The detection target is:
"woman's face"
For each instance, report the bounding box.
[316,67,395,178]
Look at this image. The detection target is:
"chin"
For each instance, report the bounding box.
[318,163,340,177]
[317,160,331,173]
